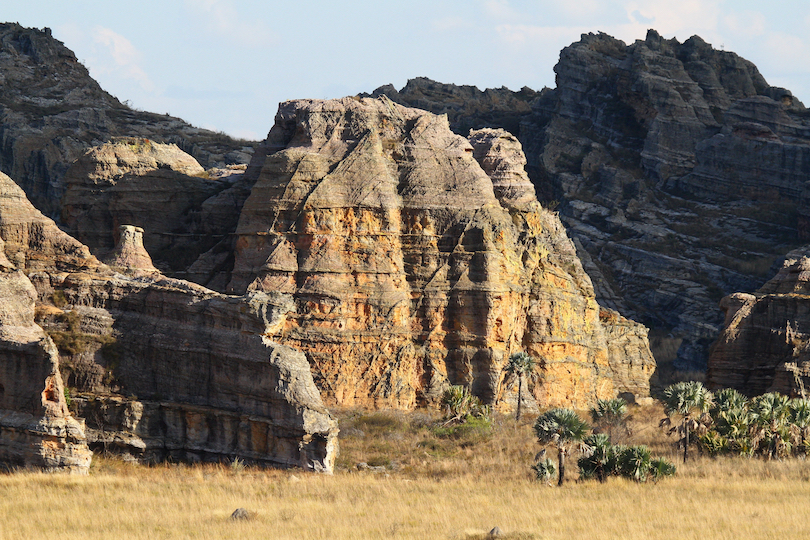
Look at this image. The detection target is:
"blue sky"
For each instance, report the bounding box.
[4,1,810,140]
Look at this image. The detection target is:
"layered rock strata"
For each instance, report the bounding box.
[0,23,253,218]
[61,138,244,274]
[0,171,337,472]
[0,236,91,473]
[708,251,810,397]
[103,225,158,275]
[226,96,655,409]
[376,31,810,371]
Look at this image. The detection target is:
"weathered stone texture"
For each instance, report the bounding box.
[61,138,239,274]
[0,23,253,218]
[0,247,91,473]
[708,254,810,396]
[378,31,810,372]
[0,171,337,472]
[226,96,655,409]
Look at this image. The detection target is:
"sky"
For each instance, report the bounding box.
[3,1,810,141]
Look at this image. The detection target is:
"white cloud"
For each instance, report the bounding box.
[91,27,155,92]
[622,0,723,35]
[483,0,518,20]
[723,10,766,37]
[183,0,278,48]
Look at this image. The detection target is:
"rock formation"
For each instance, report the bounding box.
[225,96,655,409]
[103,225,158,275]
[0,239,92,473]
[374,30,810,372]
[0,170,338,472]
[61,138,247,274]
[0,23,254,218]
[707,251,810,397]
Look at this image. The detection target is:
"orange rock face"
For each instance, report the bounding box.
[228,97,655,409]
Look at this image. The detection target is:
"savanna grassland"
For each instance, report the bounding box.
[2,405,810,540]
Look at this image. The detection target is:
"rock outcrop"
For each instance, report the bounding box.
[375,31,810,372]
[0,23,254,218]
[61,138,246,274]
[0,170,338,472]
[225,96,655,409]
[707,252,810,397]
[103,225,157,275]
[0,237,91,473]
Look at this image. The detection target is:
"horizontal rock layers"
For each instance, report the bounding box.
[0,171,337,472]
[0,235,91,473]
[60,138,246,275]
[708,253,810,397]
[0,23,253,218]
[376,31,810,372]
[226,96,655,409]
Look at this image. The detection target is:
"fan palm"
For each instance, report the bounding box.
[590,397,628,443]
[662,381,713,463]
[749,392,792,459]
[789,398,810,454]
[504,352,536,421]
[534,408,590,486]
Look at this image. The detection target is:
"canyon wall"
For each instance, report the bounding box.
[707,249,810,397]
[0,23,253,219]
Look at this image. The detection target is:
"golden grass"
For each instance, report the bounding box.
[3,405,810,539]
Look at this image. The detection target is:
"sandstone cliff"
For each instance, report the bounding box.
[0,171,337,472]
[225,96,655,409]
[0,23,254,218]
[374,31,810,372]
[0,243,91,473]
[707,251,810,397]
[60,138,247,275]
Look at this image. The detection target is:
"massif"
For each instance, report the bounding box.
[1,22,808,473]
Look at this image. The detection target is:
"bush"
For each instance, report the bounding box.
[441,385,491,425]
[578,438,674,483]
[532,458,556,482]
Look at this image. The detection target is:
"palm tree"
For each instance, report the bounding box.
[662,381,713,463]
[749,392,792,459]
[534,408,589,486]
[504,352,535,421]
[789,397,810,454]
[590,397,628,443]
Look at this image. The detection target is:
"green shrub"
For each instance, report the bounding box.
[531,458,556,482]
[441,385,491,425]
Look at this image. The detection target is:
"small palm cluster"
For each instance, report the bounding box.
[533,404,675,485]
[578,432,675,483]
[441,385,492,426]
[664,383,810,460]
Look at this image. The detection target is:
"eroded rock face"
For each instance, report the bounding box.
[0,235,91,473]
[61,138,243,274]
[707,253,810,396]
[226,96,655,409]
[103,225,158,275]
[0,171,338,472]
[0,23,253,218]
[378,31,809,372]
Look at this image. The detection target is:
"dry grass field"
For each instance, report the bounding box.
[3,404,810,539]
